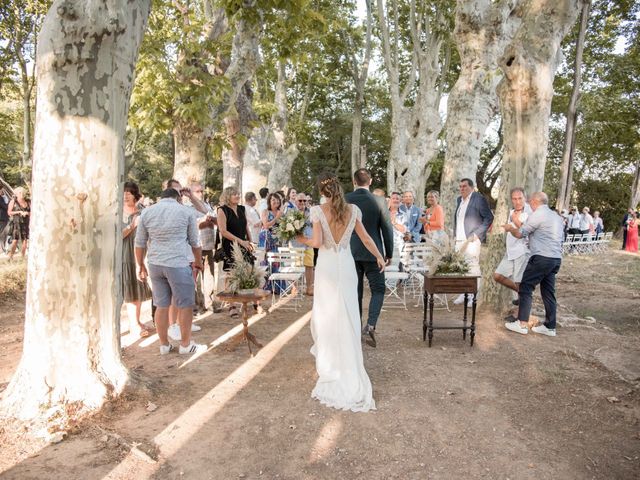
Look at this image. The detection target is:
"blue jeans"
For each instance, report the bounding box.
[517,255,562,329]
[355,261,385,328]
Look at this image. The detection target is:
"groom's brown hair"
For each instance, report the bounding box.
[354,168,371,187]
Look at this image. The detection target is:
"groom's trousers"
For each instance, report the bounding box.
[355,260,386,328]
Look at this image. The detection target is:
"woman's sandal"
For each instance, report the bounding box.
[138,324,154,338]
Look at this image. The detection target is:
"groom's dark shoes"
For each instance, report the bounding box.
[362,324,376,348]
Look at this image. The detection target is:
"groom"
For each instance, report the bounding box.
[346,168,394,347]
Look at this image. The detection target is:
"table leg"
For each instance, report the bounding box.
[428,294,434,347]
[462,293,468,340]
[242,303,263,355]
[423,292,427,341]
[470,294,477,347]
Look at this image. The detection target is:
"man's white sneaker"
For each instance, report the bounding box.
[191,323,202,332]
[168,323,182,341]
[159,343,175,355]
[532,325,556,337]
[179,341,208,355]
[505,321,528,335]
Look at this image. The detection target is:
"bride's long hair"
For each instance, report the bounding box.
[317,172,349,226]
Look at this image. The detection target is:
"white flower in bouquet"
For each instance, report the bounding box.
[276,209,307,243]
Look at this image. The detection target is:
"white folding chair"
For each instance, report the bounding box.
[401,243,431,298]
[277,246,306,290]
[383,271,409,310]
[266,252,303,310]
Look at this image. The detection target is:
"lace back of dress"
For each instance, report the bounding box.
[311,205,359,251]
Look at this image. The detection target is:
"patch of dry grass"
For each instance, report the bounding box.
[0,259,27,299]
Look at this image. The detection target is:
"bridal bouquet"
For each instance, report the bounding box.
[275,209,308,243]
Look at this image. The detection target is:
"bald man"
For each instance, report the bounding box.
[502,192,564,337]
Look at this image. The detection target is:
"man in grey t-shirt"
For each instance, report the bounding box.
[502,192,564,338]
[135,188,207,355]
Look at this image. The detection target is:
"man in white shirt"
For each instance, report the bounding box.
[493,187,532,304]
[579,207,594,236]
[567,207,582,235]
[257,187,269,215]
[453,178,494,304]
[244,191,262,246]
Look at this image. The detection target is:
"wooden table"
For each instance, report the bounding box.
[216,290,269,355]
[423,275,480,347]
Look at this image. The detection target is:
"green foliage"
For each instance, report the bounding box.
[549,0,639,225]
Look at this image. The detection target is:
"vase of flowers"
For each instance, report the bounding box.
[275,209,308,243]
[227,242,266,295]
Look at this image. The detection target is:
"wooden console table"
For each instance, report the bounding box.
[423,275,480,347]
[216,290,269,355]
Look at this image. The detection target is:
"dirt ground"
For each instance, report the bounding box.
[0,247,639,480]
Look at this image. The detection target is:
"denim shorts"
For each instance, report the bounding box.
[148,264,195,308]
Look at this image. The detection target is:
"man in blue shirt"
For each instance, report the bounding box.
[502,192,564,337]
[400,191,423,243]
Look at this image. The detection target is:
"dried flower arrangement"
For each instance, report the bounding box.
[227,242,266,294]
[423,235,470,276]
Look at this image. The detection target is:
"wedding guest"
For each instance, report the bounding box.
[190,182,216,315]
[259,193,283,251]
[294,192,315,295]
[7,186,30,261]
[568,207,582,235]
[122,182,153,337]
[217,186,254,318]
[420,190,445,244]
[259,193,283,293]
[493,187,532,306]
[452,178,493,304]
[0,186,9,253]
[593,211,604,236]
[503,192,564,337]
[257,187,269,215]
[389,192,408,265]
[163,179,205,340]
[625,212,638,253]
[135,188,206,355]
[244,191,262,246]
[400,191,423,243]
[284,187,297,212]
[579,207,594,237]
[621,208,634,249]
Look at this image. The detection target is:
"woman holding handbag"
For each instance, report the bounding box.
[217,186,255,318]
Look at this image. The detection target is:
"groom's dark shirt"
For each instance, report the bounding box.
[346,188,393,262]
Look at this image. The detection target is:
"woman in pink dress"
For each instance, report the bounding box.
[625,213,638,253]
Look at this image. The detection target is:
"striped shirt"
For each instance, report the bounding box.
[135,198,201,268]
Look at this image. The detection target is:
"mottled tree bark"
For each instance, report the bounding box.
[172,4,261,186]
[0,0,150,432]
[556,0,591,212]
[440,0,520,230]
[350,0,373,176]
[630,157,640,210]
[482,0,582,310]
[173,126,209,186]
[377,0,448,205]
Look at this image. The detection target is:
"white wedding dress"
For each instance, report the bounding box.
[309,205,376,412]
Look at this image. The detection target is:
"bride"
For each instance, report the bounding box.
[296,172,385,412]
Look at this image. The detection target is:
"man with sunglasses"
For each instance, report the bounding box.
[293,192,315,295]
